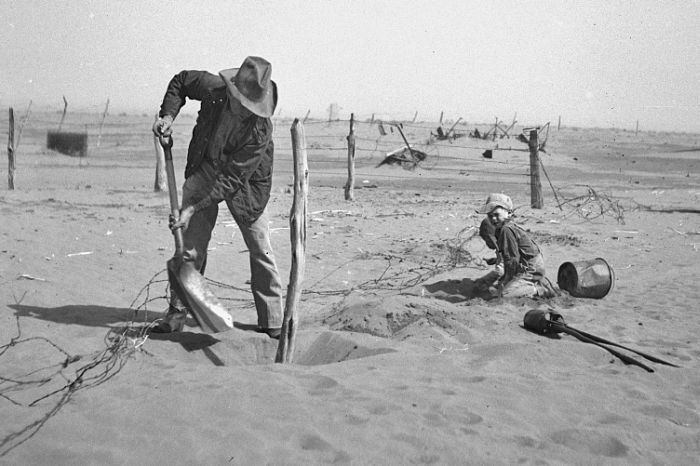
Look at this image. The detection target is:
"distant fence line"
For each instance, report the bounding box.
[3,110,539,191]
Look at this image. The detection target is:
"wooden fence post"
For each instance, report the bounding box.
[446,117,462,138]
[557,115,561,131]
[96,98,110,148]
[58,96,68,131]
[395,124,417,166]
[303,109,311,123]
[8,107,15,190]
[344,113,356,201]
[439,111,444,125]
[15,100,32,149]
[412,111,418,123]
[539,159,562,210]
[152,113,167,192]
[276,118,308,364]
[528,129,543,208]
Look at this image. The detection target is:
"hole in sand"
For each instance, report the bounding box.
[154,330,397,367]
[292,331,396,366]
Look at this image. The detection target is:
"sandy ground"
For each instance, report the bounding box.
[1,112,699,464]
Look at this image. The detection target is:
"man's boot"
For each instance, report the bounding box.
[151,295,189,333]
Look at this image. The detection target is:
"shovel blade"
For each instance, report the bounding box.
[167,258,234,333]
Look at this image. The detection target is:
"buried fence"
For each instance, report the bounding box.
[273,117,546,209]
[3,106,584,215]
[4,105,623,222]
[3,108,543,199]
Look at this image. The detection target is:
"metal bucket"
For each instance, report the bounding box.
[557,258,615,299]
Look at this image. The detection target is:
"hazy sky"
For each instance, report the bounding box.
[1,0,699,131]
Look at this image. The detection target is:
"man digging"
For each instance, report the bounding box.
[151,56,283,339]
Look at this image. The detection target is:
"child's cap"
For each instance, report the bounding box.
[478,193,513,214]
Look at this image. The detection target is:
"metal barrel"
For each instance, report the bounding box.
[557,258,615,299]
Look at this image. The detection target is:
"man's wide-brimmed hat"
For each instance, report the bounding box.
[477,193,513,214]
[219,56,277,118]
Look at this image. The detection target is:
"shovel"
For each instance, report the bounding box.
[160,135,233,333]
[523,309,678,372]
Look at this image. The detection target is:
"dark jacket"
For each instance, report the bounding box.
[497,220,544,281]
[159,70,274,226]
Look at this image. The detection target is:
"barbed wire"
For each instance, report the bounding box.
[0,271,169,457]
[302,226,486,298]
[1,110,544,193]
[556,186,639,224]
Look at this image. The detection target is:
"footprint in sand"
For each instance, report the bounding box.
[298,433,352,464]
[639,404,700,427]
[550,428,628,458]
[422,403,484,429]
[298,373,340,396]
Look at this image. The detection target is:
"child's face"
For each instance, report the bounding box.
[488,207,510,226]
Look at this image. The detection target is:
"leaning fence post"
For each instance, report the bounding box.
[96,98,110,148]
[15,100,32,150]
[395,123,417,165]
[276,118,308,363]
[344,113,356,201]
[152,113,167,192]
[58,96,68,132]
[8,107,15,190]
[539,159,562,210]
[528,129,543,208]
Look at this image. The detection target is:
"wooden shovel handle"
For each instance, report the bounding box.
[561,327,654,372]
[159,135,185,256]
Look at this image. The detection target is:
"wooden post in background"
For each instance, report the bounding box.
[412,111,418,123]
[152,113,167,192]
[344,113,356,201]
[8,107,15,190]
[446,117,463,138]
[539,159,562,210]
[528,129,543,209]
[395,123,417,165]
[276,118,308,364]
[58,96,68,131]
[303,109,311,123]
[15,100,32,149]
[557,115,561,131]
[439,111,444,125]
[370,113,375,125]
[96,98,110,148]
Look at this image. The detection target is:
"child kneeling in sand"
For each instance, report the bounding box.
[477,193,554,299]
[473,216,504,295]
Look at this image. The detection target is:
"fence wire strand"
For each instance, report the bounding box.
[0,271,169,458]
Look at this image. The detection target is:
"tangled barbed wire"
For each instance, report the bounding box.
[558,186,637,224]
[0,271,169,457]
[302,226,484,298]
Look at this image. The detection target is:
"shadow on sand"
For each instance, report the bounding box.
[8,304,136,328]
[421,278,492,302]
[147,331,225,366]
